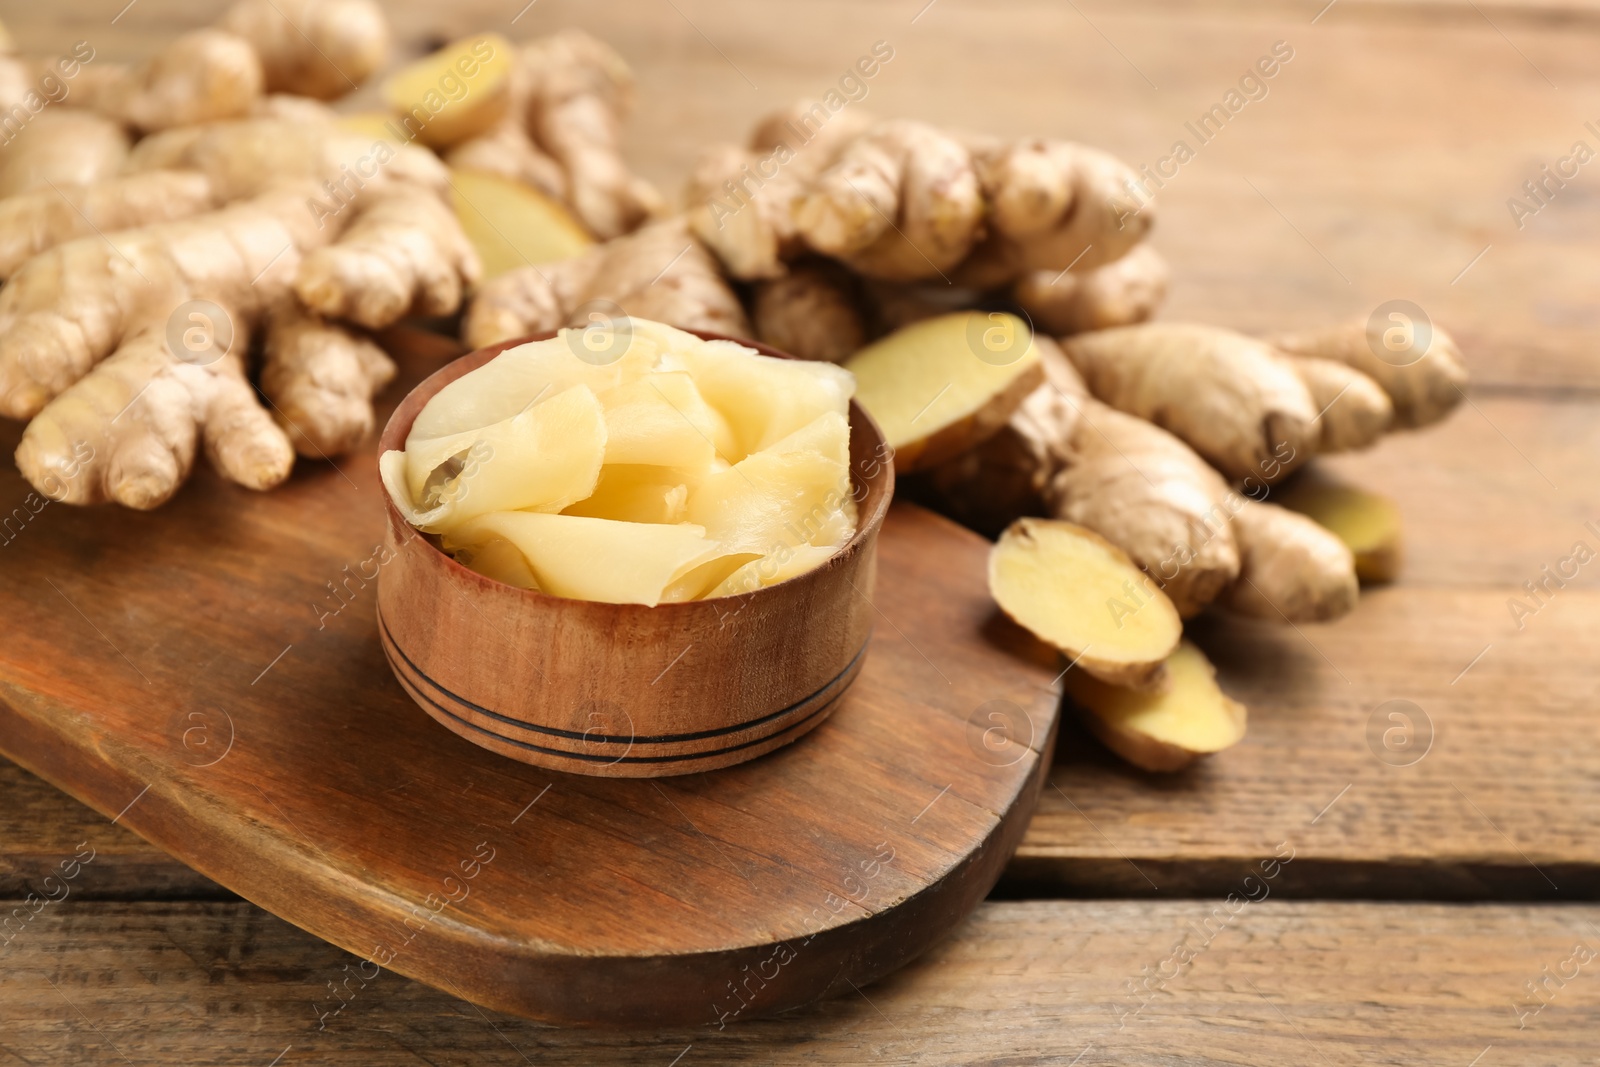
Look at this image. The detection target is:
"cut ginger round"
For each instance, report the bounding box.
[846,311,1043,473]
[449,168,593,278]
[1277,469,1402,584]
[382,34,516,148]
[1064,640,1248,773]
[988,518,1181,688]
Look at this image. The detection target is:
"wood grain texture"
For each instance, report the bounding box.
[375,333,892,776]
[6,394,1600,899]
[1013,389,1600,898]
[2,2,1599,1054]
[0,328,1061,1025]
[4,899,1600,1064]
[4,0,1600,892]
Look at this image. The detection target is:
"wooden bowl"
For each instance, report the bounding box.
[376,330,894,777]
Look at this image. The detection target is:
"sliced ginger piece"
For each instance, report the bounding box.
[562,465,691,524]
[661,550,765,603]
[846,311,1043,473]
[409,329,669,441]
[380,384,606,532]
[1277,469,1403,584]
[382,34,515,149]
[450,168,593,278]
[677,338,855,461]
[989,518,1181,688]
[443,512,725,606]
[598,371,730,468]
[1065,640,1247,773]
[457,537,541,590]
[711,544,840,597]
[685,412,852,554]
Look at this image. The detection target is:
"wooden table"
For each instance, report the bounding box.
[5,0,1600,1061]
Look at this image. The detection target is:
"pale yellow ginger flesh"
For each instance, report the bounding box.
[1277,469,1403,584]
[988,518,1182,689]
[381,319,858,605]
[449,168,593,278]
[846,311,1043,473]
[382,34,515,149]
[1065,640,1247,773]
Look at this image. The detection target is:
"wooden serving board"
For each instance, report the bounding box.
[0,329,1062,1027]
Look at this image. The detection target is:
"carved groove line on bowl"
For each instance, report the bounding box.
[380,611,871,764]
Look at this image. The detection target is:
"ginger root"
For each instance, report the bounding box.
[443,30,661,240]
[68,1,384,130]
[74,30,265,132]
[1284,352,1393,452]
[2,137,476,507]
[749,259,868,364]
[463,218,751,350]
[1061,323,1318,484]
[925,339,1242,618]
[951,137,1152,289]
[259,298,396,457]
[295,182,482,329]
[989,517,1182,689]
[5,186,333,506]
[1065,640,1247,773]
[687,102,1147,286]
[0,170,215,280]
[0,109,130,197]
[220,0,390,101]
[1269,320,1468,429]
[1223,498,1358,622]
[16,329,295,510]
[1012,244,1169,336]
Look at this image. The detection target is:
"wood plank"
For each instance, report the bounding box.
[1018,582,1600,898]
[2,0,1597,905]
[0,316,1063,1025]
[0,760,223,900]
[8,392,1595,901]
[2,899,1598,1061]
[9,0,1598,389]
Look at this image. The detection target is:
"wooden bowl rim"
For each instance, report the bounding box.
[377,326,894,610]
